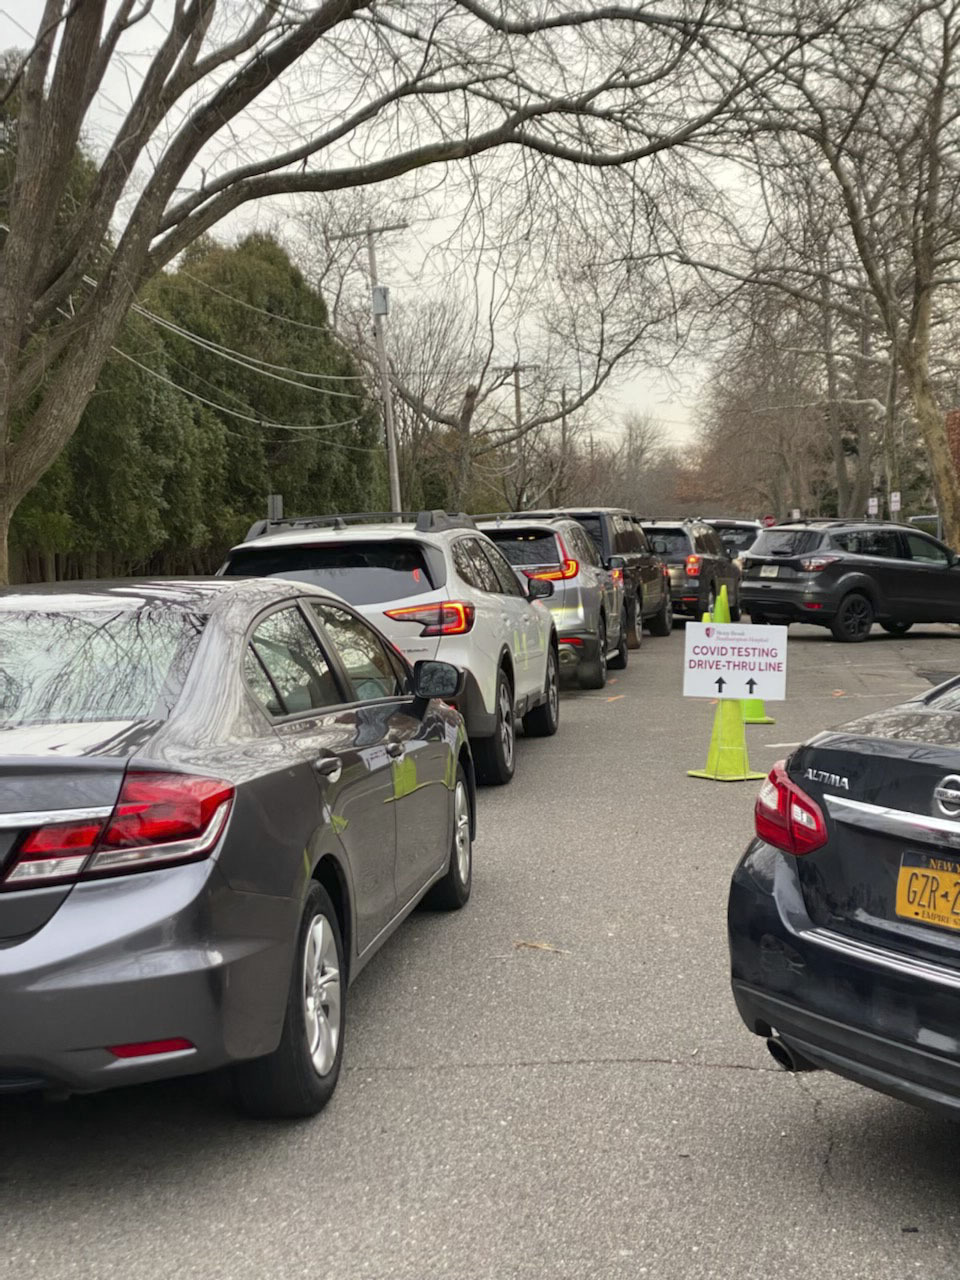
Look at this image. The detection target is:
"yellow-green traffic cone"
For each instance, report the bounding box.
[688,699,765,782]
[742,697,775,725]
[713,584,732,624]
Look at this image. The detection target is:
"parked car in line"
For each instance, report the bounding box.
[641,519,741,619]
[739,519,960,642]
[220,511,559,785]
[501,507,672,643]
[729,675,960,1118]
[0,579,475,1117]
[705,518,762,564]
[477,516,626,689]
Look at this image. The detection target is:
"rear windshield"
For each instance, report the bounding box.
[0,608,205,726]
[223,541,435,605]
[715,527,759,554]
[750,529,824,557]
[484,529,560,566]
[573,516,604,555]
[643,528,689,558]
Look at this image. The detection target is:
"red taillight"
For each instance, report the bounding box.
[526,535,578,581]
[610,566,624,586]
[558,636,584,646]
[2,771,234,889]
[108,1039,195,1059]
[755,761,827,856]
[384,601,475,635]
[800,555,841,572]
[686,554,702,577]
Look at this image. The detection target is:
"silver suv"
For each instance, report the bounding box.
[477,516,626,689]
[220,511,559,786]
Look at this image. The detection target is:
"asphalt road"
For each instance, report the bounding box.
[3,621,960,1280]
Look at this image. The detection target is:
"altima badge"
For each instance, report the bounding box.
[934,776,960,818]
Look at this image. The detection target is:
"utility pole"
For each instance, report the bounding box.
[493,361,540,509]
[330,221,407,514]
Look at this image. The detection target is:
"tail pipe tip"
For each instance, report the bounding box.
[766,1036,819,1073]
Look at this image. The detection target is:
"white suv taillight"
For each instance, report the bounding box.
[1,771,234,889]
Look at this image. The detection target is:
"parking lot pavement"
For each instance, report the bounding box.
[2,623,960,1280]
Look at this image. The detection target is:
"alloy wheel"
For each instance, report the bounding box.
[599,619,607,681]
[843,596,872,639]
[454,778,471,883]
[499,681,514,769]
[302,913,342,1077]
[547,651,559,723]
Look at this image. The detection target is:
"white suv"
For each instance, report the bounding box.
[220,511,559,785]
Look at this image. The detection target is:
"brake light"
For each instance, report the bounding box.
[384,601,475,635]
[2,772,234,889]
[526,535,578,581]
[609,566,624,586]
[686,554,702,577]
[755,761,827,856]
[799,555,841,572]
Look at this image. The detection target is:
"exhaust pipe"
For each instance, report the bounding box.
[766,1036,818,1073]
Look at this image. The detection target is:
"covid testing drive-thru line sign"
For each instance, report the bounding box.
[683,622,788,702]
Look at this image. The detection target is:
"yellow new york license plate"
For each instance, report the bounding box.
[896,853,960,932]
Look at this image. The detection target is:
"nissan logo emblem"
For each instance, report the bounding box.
[934,775,960,818]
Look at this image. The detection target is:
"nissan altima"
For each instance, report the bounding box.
[0,579,474,1117]
[729,675,960,1116]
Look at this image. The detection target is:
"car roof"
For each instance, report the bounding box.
[229,523,460,553]
[705,518,761,527]
[640,519,697,527]
[515,507,633,518]
[766,519,918,532]
[477,517,572,532]
[0,576,345,613]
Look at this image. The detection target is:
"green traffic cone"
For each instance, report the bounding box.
[714,585,731,624]
[688,699,765,783]
[742,698,775,725]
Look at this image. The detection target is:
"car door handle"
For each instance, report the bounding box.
[386,741,404,758]
[313,755,342,782]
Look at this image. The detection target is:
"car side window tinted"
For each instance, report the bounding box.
[905,533,950,565]
[632,521,650,553]
[834,529,900,558]
[573,525,600,566]
[613,516,638,554]
[247,607,341,717]
[452,540,481,588]
[464,538,502,594]
[310,603,403,700]
[477,540,525,596]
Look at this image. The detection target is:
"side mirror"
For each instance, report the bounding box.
[606,555,626,571]
[652,539,667,555]
[526,577,554,601]
[412,660,464,701]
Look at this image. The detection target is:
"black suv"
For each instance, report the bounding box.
[641,519,741,619]
[509,508,672,643]
[740,519,960,641]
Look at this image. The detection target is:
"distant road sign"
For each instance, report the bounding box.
[762,515,777,528]
[790,508,801,519]
[867,496,879,516]
[683,622,788,701]
[890,490,901,513]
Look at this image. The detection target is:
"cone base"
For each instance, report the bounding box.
[743,716,775,725]
[688,769,765,782]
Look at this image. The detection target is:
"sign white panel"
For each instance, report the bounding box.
[867,496,879,516]
[683,622,788,701]
[890,490,901,513]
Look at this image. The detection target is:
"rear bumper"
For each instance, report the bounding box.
[669,583,703,616]
[0,861,296,1094]
[556,630,599,672]
[741,581,839,621]
[729,840,960,1116]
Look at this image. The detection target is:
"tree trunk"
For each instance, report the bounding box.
[0,501,11,586]
[449,384,478,510]
[901,346,960,548]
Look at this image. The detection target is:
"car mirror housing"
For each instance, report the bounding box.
[526,577,555,601]
[607,555,626,570]
[412,659,464,701]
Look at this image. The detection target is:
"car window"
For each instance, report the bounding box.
[905,533,951,565]
[310,603,403,700]
[477,540,525,596]
[572,525,600,566]
[452,539,481,588]
[0,605,205,726]
[632,521,651,554]
[247,607,340,717]
[222,539,436,605]
[750,529,825,556]
[463,538,502,593]
[831,529,900,558]
[714,525,759,555]
[693,528,717,555]
[574,515,605,557]
[484,529,560,567]
[643,528,690,559]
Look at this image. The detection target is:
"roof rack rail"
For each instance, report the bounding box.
[243,509,476,542]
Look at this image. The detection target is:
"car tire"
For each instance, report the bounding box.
[881,620,913,636]
[730,591,742,622]
[648,593,673,637]
[523,645,560,736]
[750,611,769,625]
[233,882,345,1119]
[830,592,875,643]
[704,583,717,617]
[473,668,516,786]
[609,609,629,670]
[423,765,473,910]
[578,614,608,690]
[627,596,643,649]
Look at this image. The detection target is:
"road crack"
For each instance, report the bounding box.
[347,1053,780,1075]
[793,1073,835,1194]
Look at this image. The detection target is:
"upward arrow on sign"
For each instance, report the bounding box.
[746,678,758,694]
[715,677,726,693]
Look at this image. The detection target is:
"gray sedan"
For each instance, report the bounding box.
[0,578,474,1117]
